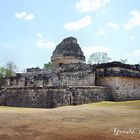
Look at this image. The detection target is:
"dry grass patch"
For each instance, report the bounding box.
[0,100,140,140]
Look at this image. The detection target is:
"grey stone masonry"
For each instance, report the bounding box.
[0,86,112,108]
[0,36,140,108]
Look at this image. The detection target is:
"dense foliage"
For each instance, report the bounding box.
[0,62,17,78]
[88,52,112,64]
[43,62,53,70]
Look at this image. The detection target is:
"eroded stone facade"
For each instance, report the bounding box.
[51,37,85,67]
[0,37,140,108]
[97,77,140,101]
[0,86,112,108]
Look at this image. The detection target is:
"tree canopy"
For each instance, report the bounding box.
[43,62,53,70]
[88,52,112,64]
[0,62,18,78]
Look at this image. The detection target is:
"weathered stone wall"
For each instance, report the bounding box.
[51,37,85,66]
[0,61,140,108]
[95,67,140,78]
[96,77,140,101]
[51,56,84,67]
[0,86,111,108]
[3,63,95,87]
[94,61,140,72]
[58,71,95,86]
[68,86,112,105]
[0,87,69,108]
[0,78,6,88]
[58,63,95,86]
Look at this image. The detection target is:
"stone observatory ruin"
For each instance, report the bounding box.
[0,37,140,108]
[51,37,85,66]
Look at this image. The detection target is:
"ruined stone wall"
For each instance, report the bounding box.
[0,78,6,88]
[52,56,84,66]
[0,86,111,108]
[58,71,95,86]
[3,63,95,87]
[1,61,140,107]
[96,77,140,101]
[68,86,112,105]
[0,87,69,108]
[95,67,140,78]
[57,63,95,86]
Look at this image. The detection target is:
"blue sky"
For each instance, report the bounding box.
[0,0,140,71]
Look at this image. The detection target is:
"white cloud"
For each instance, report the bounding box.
[130,35,136,40]
[15,11,34,21]
[0,43,12,48]
[36,33,55,49]
[127,50,140,56]
[107,22,120,29]
[75,0,110,13]
[5,44,11,48]
[82,45,111,56]
[37,33,43,38]
[36,39,55,49]
[96,30,106,36]
[124,10,140,30]
[64,16,92,31]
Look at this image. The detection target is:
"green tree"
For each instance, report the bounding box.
[43,62,53,70]
[0,67,6,78]
[88,52,112,64]
[0,62,18,78]
[4,61,18,77]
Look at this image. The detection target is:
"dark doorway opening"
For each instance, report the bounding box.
[72,92,77,105]
[59,63,62,66]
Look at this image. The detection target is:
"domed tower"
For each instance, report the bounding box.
[51,37,85,66]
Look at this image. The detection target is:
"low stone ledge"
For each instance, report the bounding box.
[93,61,140,71]
[0,85,112,108]
[0,85,109,91]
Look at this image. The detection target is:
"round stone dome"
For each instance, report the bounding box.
[51,37,85,66]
